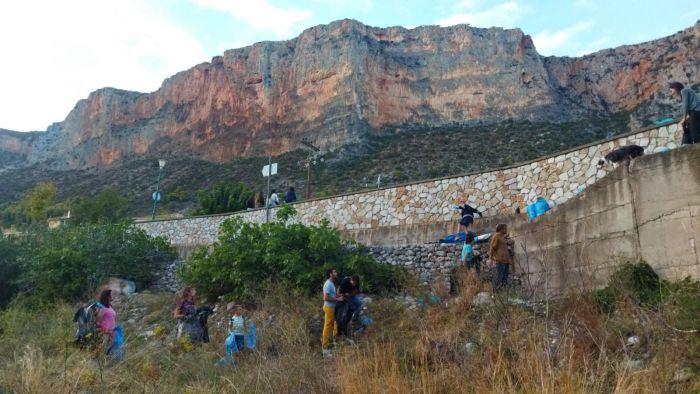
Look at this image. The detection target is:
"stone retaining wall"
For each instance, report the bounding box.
[136,122,682,251]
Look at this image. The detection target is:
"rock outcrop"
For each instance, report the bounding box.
[1,19,698,170]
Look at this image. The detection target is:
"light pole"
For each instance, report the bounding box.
[300,139,321,199]
[151,159,166,220]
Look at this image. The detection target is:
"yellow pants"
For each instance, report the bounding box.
[322,305,338,349]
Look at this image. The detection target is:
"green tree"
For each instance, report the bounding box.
[195,181,251,215]
[16,223,176,301]
[20,182,57,223]
[71,186,129,224]
[179,206,405,301]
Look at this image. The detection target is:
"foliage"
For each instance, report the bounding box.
[195,181,252,215]
[0,236,26,308]
[166,186,189,202]
[3,223,176,302]
[593,262,661,314]
[20,182,57,223]
[0,115,632,217]
[179,206,406,301]
[71,186,130,224]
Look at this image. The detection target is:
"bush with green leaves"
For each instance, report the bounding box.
[179,205,406,301]
[593,262,661,314]
[0,235,27,308]
[195,181,252,215]
[71,186,130,224]
[11,223,176,302]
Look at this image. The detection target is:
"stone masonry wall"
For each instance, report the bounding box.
[136,122,683,253]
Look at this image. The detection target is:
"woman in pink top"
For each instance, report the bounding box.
[96,289,116,352]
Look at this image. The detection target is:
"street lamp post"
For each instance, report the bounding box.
[300,139,321,200]
[151,159,166,220]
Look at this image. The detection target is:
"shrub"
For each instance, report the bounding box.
[15,223,176,301]
[71,186,130,224]
[593,262,661,314]
[179,206,406,301]
[0,236,26,308]
[195,181,252,215]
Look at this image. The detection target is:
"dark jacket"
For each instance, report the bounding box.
[284,191,297,203]
[489,233,512,264]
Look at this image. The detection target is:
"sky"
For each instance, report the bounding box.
[0,0,698,132]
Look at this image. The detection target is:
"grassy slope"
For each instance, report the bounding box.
[0,114,629,217]
[0,274,698,393]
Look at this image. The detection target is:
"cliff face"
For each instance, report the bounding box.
[2,19,699,170]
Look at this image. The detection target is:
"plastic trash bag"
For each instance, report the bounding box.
[107,325,125,361]
[245,323,256,350]
[225,332,239,354]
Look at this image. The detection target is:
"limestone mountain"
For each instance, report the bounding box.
[0,19,698,171]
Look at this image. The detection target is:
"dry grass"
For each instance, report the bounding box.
[0,275,699,393]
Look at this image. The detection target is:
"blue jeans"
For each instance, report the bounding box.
[234,335,245,351]
[349,295,362,322]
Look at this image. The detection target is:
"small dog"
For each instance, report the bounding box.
[597,145,644,166]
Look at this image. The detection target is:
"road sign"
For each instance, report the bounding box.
[152,191,161,202]
[262,163,278,176]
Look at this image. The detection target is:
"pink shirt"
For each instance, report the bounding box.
[97,306,116,331]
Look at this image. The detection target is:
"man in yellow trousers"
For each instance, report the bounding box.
[322,268,344,355]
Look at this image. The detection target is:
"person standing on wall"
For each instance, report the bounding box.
[268,189,280,208]
[488,223,513,291]
[322,268,343,355]
[284,187,297,203]
[453,200,482,232]
[669,82,700,144]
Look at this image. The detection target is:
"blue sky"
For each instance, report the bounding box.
[0,0,698,131]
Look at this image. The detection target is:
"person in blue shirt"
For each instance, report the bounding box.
[461,231,480,273]
[322,269,343,353]
[229,305,248,351]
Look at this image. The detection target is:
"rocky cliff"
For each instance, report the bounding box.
[1,19,698,170]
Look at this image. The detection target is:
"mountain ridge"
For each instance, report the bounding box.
[0,19,698,171]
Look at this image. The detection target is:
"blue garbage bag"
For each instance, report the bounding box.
[526,203,537,221]
[108,325,125,361]
[245,323,256,350]
[113,325,124,347]
[225,332,239,354]
[535,197,550,216]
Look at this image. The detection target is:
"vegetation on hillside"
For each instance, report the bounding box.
[0,115,631,219]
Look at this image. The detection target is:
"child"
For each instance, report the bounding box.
[229,305,248,351]
[461,231,480,273]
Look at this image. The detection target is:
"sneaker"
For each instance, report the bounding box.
[322,348,333,357]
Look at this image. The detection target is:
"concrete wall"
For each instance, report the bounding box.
[508,144,700,296]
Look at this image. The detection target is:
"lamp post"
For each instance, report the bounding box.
[300,139,321,199]
[151,159,166,220]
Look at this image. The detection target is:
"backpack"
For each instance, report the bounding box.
[73,302,101,347]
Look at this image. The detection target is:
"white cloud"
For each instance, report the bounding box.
[576,37,610,56]
[532,21,595,56]
[0,0,209,131]
[437,1,523,29]
[191,0,312,37]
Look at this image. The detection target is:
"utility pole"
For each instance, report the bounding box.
[300,139,320,200]
[266,155,271,222]
[151,159,166,220]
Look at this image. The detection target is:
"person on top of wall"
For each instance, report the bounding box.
[453,200,482,232]
[284,187,297,203]
[268,190,280,208]
[669,82,700,145]
[254,191,265,209]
